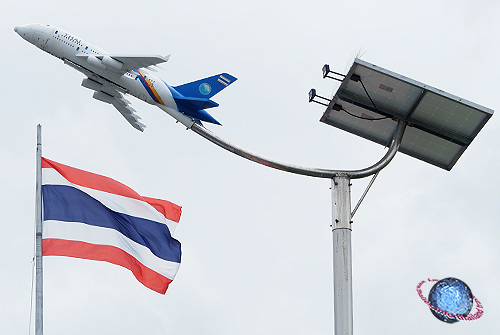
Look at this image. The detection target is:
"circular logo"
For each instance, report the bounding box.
[416,278,483,323]
[199,83,211,95]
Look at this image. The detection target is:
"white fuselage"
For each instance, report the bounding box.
[15,23,193,128]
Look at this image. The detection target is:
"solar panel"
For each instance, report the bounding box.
[320,59,493,170]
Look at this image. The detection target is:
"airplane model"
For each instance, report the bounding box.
[15,23,236,131]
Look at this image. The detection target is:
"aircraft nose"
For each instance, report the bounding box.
[14,25,26,36]
[14,25,29,40]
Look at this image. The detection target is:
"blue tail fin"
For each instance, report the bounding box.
[173,73,237,99]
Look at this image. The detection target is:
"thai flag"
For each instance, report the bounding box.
[41,158,182,294]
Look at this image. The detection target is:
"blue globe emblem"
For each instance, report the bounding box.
[199,83,211,95]
[428,277,473,323]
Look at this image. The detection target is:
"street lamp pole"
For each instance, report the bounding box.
[330,171,381,334]
[180,58,492,334]
[189,120,406,334]
[332,175,353,335]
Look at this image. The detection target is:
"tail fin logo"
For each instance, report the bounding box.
[199,83,211,95]
[217,75,231,86]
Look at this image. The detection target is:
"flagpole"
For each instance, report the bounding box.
[35,124,43,335]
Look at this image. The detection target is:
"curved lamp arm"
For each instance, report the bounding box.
[190,120,406,180]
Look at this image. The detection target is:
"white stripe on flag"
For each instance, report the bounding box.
[43,168,177,234]
[43,220,180,279]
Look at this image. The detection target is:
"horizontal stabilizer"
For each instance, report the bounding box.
[180,108,221,125]
[174,96,219,110]
[173,73,237,99]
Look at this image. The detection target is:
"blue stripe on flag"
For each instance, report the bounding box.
[42,185,181,263]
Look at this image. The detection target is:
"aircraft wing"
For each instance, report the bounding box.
[64,58,146,131]
[106,54,169,72]
[109,54,170,72]
[75,54,170,73]
[111,95,146,131]
[90,81,146,131]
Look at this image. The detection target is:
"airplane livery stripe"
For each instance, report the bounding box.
[135,71,165,105]
[217,79,229,86]
[219,75,231,84]
[135,71,158,103]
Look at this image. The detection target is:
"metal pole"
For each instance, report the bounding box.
[35,124,43,335]
[351,171,379,218]
[332,175,352,335]
[190,121,406,180]
[188,120,406,334]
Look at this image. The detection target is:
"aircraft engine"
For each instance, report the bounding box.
[102,56,123,70]
[81,78,102,91]
[93,91,114,104]
[87,55,106,70]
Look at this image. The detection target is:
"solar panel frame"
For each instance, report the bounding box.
[399,126,465,169]
[321,96,398,146]
[320,58,493,170]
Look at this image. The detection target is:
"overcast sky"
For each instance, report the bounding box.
[2,0,500,334]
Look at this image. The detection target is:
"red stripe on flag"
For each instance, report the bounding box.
[143,196,181,223]
[42,158,142,200]
[43,239,173,294]
[42,158,181,222]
